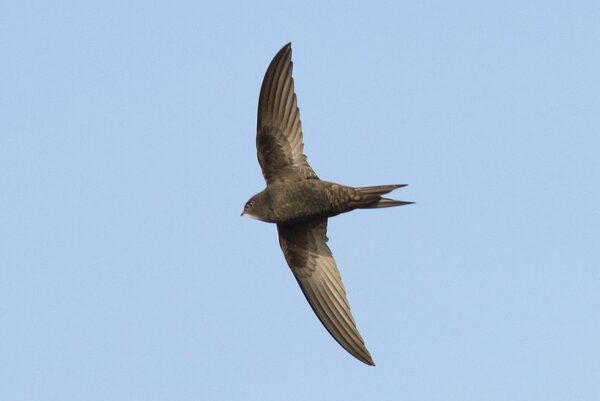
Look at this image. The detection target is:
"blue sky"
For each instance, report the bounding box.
[1,1,599,400]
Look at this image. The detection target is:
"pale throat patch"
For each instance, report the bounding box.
[242,211,261,221]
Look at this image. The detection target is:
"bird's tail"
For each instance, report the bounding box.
[353,184,413,209]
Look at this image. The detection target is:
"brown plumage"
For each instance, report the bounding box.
[242,43,412,366]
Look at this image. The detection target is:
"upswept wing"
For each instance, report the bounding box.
[277,218,375,366]
[256,43,318,184]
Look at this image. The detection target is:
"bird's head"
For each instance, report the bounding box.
[241,190,273,222]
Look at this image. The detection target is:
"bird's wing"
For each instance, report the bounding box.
[277,218,374,365]
[256,43,318,184]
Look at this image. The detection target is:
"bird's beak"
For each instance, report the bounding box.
[240,211,244,217]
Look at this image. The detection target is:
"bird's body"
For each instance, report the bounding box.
[242,43,412,366]
[245,180,409,224]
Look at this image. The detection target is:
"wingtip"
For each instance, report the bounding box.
[278,42,292,54]
[268,43,292,66]
[364,356,376,366]
[351,346,376,366]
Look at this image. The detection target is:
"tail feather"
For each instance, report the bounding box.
[354,184,406,196]
[369,198,415,208]
[353,184,413,209]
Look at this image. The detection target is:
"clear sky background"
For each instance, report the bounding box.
[1,1,599,400]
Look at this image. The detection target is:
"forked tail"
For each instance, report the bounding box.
[353,184,413,209]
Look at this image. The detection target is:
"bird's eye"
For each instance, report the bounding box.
[246,201,254,209]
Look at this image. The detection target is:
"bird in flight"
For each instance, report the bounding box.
[242,43,412,366]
